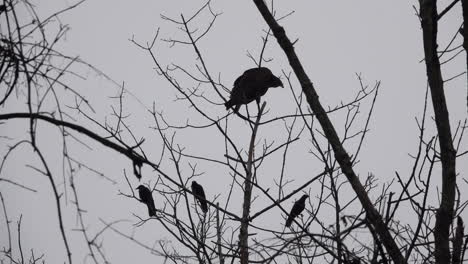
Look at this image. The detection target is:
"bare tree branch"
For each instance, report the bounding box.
[250,1,406,263]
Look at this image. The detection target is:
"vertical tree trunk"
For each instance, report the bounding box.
[216,202,225,264]
[419,1,457,263]
[452,217,464,264]
[461,0,468,112]
[251,1,406,263]
[239,103,266,264]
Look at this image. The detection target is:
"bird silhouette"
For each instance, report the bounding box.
[285,195,309,227]
[191,181,208,213]
[136,185,156,217]
[225,67,283,112]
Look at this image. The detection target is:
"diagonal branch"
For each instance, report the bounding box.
[0,112,145,165]
[251,1,406,263]
[461,0,468,113]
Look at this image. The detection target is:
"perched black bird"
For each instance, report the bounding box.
[136,185,156,217]
[191,181,208,213]
[285,195,309,227]
[225,67,283,112]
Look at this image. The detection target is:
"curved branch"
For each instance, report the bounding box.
[0,112,144,164]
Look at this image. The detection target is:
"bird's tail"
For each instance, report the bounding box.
[200,200,208,214]
[285,216,293,227]
[147,204,156,217]
[225,100,241,113]
[224,100,234,110]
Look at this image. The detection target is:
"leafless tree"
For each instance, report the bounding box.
[1,0,468,264]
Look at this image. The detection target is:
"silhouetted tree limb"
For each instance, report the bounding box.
[452,216,464,264]
[31,144,72,264]
[239,102,266,264]
[461,0,468,112]
[419,1,457,263]
[0,112,146,168]
[251,1,406,263]
[438,0,460,20]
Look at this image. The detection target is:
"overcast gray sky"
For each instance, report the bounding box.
[1,0,468,263]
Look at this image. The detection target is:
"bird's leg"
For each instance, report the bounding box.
[256,98,261,113]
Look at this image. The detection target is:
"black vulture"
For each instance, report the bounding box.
[225,67,283,112]
[191,181,208,213]
[285,195,309,227]
[136,185,156,217]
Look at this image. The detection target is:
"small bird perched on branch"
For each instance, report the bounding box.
[285,194,309,227]
[136,185,156,217]
[191,181,208,213]
[225,67,283,112]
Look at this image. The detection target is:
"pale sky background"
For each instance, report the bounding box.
[1,0,468,263]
